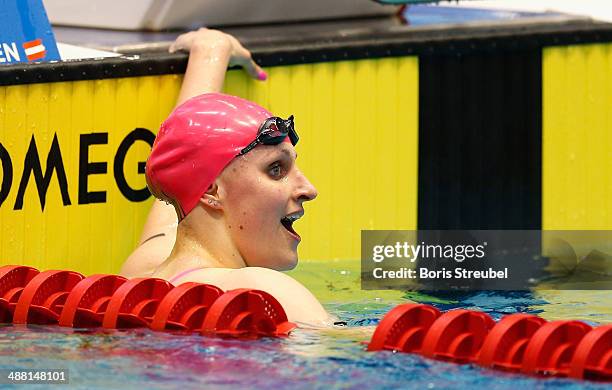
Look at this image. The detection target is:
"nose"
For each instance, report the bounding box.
[293,168,317,203]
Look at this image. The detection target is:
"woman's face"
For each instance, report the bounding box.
[217,142,317,270]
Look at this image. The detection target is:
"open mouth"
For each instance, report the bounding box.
[280,211,303,240]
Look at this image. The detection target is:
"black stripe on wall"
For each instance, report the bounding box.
[418,48,542,229]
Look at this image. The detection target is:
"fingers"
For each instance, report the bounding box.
[169,31,195,53]
[169,28,268,82]
[169,29,213,53]
[227,36,267,81]
[232,52,267,81]
[242,56,267,81]
[170,29,230,54]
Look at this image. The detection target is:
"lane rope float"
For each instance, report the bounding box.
[0,265,295,338]
[368,303,611,382]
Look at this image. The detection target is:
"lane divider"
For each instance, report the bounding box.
[5,264,608,381]
[0,265,39,323]
[0,265,295,338]
[368,303,611,382]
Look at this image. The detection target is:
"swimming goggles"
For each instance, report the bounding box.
[236,115,299,156]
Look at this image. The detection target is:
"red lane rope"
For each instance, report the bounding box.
[6,265,608,381]
[368,303,611,382]
[0,265,295,339]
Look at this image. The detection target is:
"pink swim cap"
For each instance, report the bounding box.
[146,93,276,218]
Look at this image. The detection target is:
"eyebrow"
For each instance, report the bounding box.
[278,148,297,160]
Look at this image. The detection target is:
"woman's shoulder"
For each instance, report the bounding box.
[173,266,292,283]
[177,266,305,292]
[175,266,333,327]
[226,266,299,283]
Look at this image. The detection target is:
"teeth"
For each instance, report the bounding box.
[282,211,303,222]
[281,211,303,238]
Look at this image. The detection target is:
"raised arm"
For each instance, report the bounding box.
[120,29,266,278]
[171,28,266,106]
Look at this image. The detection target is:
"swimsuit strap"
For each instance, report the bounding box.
[168,267,205,284]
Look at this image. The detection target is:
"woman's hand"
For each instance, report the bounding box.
[169,28,267,81]
[170,28,266,106]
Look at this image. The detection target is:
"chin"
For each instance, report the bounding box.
[272,253,298,271]
[278,260,297,271]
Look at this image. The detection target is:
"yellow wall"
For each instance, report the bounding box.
[0,75,182,275]
[0,56,419,274]
[542,44,612,229]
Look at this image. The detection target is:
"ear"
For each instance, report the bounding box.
[200,182,223,210]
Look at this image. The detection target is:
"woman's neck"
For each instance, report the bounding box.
[154,209,247,278]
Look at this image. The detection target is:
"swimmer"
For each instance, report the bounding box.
[120,28,334,327]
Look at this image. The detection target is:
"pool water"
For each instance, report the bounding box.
[1,260,610,389]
